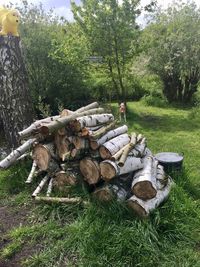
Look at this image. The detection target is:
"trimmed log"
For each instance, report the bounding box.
[156,164,169,190]
[32,175,49,197]
[34,196,88,205]
[54,134,70,161]
[89,121,116,139]
[39,108,105,135]
[0,138,37,169]
[75,102,99,113]
[57,109,74,135]
[127,178,173,217]
[118,133,137,167]
[79,157,101,185]
[100,156,144,181]
[78,126,102,137]
[18,116,60,139]
[53,170,78,190]
[73,137,89,150]
[128,143,147,158]
[25,160,37,184]
[99,133,130,159]
[131,156,157,200]
[46,177,53,197]
[70,114,114,132]
[33,143,56,171]
[90,125,128,150]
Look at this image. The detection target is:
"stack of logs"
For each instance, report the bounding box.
[0,102,173,217]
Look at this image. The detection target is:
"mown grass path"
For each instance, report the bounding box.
[0,102,200,267]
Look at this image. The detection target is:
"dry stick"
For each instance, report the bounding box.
[0,138,37,169]
[111,144,129,161]
[118,132,137,167]
[34,196,88,205]
[90,125,128,150]
[39,108,105,135]
[18,116,60,139]
[46,177,53,197]
[127,178,173,217]
[89,121,116,139]
[25,160,37,184]
[32,175,49,197]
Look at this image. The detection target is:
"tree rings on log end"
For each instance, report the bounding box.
[127,199,147,218]
[33,145,50,171]
[93,187,113,202]
[79,158,100,184]
[99,146,112,159]
[132,181,157,200]
[100,161,116,181]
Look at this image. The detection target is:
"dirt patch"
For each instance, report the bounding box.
[0,204,39,267]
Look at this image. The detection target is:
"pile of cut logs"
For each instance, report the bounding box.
[0,102,173,217]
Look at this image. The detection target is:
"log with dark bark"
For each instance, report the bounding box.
[0,36,34,149]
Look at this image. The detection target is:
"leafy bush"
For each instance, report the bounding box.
[141,94,168,107]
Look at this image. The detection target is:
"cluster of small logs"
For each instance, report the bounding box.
[0,102,173,217]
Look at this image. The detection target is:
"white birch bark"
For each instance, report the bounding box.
[127,178,173,217]
[32,175,49,197]
[18,116,60,139]
[100,156,144,180]
[75,114,114,130]
[0,138,37,169]
[25,160,37,184]
[131,156,158,200]
[90,125,128,150]
[46,177,53,197]
[99,133,130,159]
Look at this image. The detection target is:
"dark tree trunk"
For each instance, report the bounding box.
[0,36,34,150]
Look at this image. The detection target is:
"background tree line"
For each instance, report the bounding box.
[10,0,200,115]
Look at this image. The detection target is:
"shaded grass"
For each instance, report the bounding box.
[0,101,200,266]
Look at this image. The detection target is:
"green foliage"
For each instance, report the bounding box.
[143,1,200,103]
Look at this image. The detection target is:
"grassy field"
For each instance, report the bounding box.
[0,102,200,267]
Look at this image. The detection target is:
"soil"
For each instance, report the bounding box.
[0,204,39,267]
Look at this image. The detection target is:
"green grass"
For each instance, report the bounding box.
[0,101,200,267]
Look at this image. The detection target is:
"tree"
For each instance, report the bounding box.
[0,36,34,149]
[143,2,200,103]
[72,0,155,102]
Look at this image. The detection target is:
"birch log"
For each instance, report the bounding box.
[53,170,78,191]
[39,108,105,135]
[90,125,128,150]
[25,160,37,184]
[93,184,128,202]
[46,177,53,197]
[18,116,60,139]
[156,164,169,190]
[70,114,114,132]
[99,133,130,159]
[127,178,173,217]
[118,133,137,167]
[75,102,99,113]
[89,121,116,139]
[131,156,158,200]
[54,134,70,161]
[0,138,37,169]
[72,137,89,150]
[100,156,144,181]
[32,175,49,197]
[79,157,101,184]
